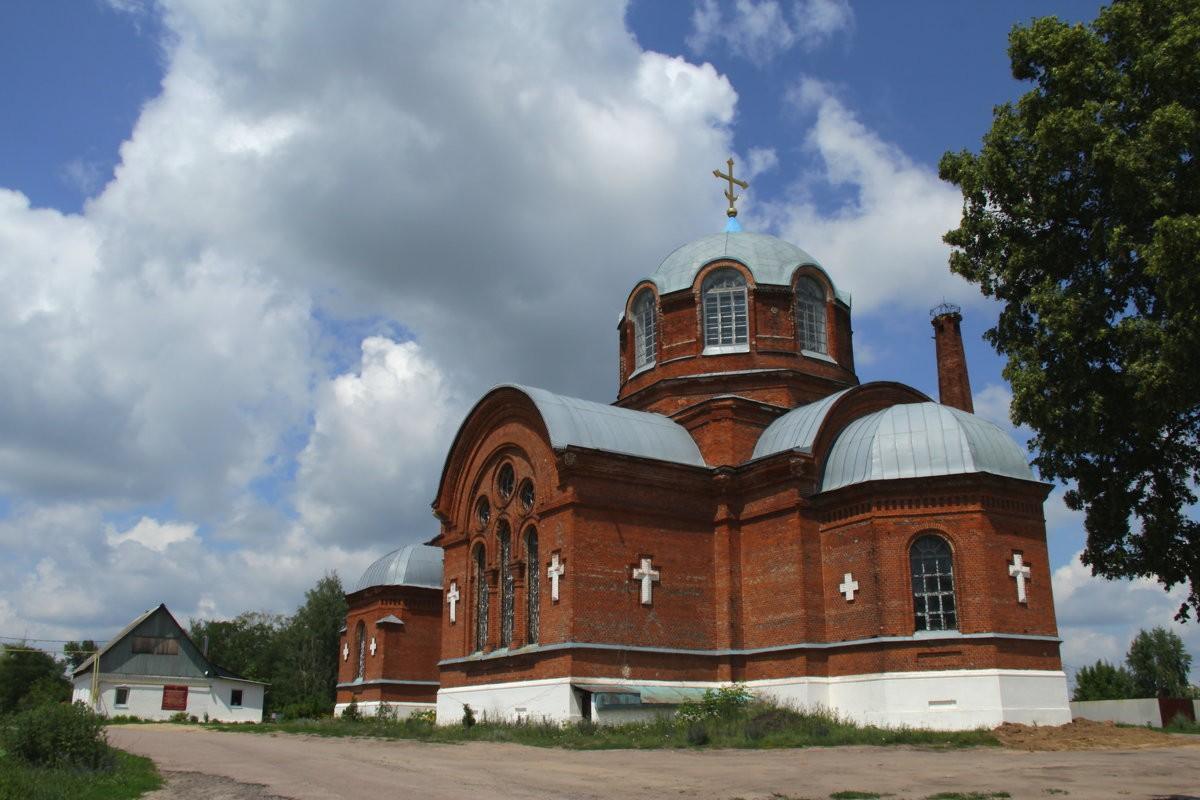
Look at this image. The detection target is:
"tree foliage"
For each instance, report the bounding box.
[1126,626,1193,697]
[62,640,97,671]
[940,0,1200,618]
[1071,659,1137,700]
[0,644,70,715]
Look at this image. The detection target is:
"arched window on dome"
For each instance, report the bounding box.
[498,521,514,648]
[795,276,827,354]
[525,527,539,645]
[632,289,657,369]
[354,621,366,681]
[702,269,749,352]
[910,534,958,631]
[472,544,488,652]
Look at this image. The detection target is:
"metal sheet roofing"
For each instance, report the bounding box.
[649,231,850,304]
[354,544,443,592]
[751,389,851,459]
[506,384,708,468]
[820,403,1036,492]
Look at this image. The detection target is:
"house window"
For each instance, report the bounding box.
[795,276,828,354]
[498,521,514,648]
[702,269,748,350]
[230,689,243,708]
[632,289,657,369]
[354,621,366,680]
[472,544,489,652]
[161,684,188,711]
[114,687,130,707]
[132,636,179,655]
[910,534,958,631]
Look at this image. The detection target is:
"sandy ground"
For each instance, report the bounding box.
[111,724,1200,800]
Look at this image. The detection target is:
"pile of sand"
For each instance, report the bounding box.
[994,718,1188,751]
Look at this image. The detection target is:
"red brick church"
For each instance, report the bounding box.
[342,166,1071,729]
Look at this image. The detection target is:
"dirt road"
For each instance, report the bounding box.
[110,724,1200,800]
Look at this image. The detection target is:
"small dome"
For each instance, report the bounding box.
[821,403,1036,492]
[752,389,852,459]
[649,231,850,304]
[353,544,443,592]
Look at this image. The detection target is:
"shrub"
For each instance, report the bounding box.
[2,701,114,771]
[375,702,395,721]
[575,718,597,736]
[342,699,360,721]
[677,682,754,724]
[408,709,436,725]
[168,711,192,724]
[279,697,328,720]
[461,703,476,728]
[685,721,710,745]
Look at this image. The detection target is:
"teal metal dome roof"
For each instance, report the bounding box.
[649,231,850,304]
[353,544,443,592]
[820,403,1036,492]
[752,389,852,459]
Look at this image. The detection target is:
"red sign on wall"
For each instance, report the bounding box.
[161,685,188,711]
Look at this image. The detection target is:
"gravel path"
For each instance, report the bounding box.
[110,724,1200,800]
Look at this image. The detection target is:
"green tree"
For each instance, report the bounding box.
[940,0,1200,618]
[1072,659,1137,700]
[1126,626,1193,697]
[62,640,97,671]
[272,573,347,715]
[0,644,70,715]
[189,612,285,682]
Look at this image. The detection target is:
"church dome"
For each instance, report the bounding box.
[820,402,1036,492]
[649,231,850,304]
[353,544,443,592]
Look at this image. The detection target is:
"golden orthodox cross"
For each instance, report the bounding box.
[713,157,749,218]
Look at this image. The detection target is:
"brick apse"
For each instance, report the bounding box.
[349,218,1071,729]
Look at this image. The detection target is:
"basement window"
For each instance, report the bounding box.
[114,687,129,707]
[231,689,243,708]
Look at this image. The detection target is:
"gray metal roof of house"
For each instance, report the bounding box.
[649,231,850,304]
[820,402,1036,492]
[353,545,443,592]
[752,389,852,459]
[505,384,708,468]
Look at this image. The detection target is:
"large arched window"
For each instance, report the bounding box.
[910,535,958,631]
[795,276,827,354]
[498,521,514,648]
[354,621,366,680]
[472,544,489,652]
[702,269,748,350]
[525,527,539,645]
[632,290,658,369]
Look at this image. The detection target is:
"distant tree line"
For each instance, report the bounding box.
[190,573,347,718]
[1072,627,1196,701]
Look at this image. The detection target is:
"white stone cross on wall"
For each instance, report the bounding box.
[632,557,660,606]
[369,636,377,657]
[1008,553,1031,604]
[446,580,460,623]
[839,572,859,601]
[548,552,565,602]
[342,642,349,661]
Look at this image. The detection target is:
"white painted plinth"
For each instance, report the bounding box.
[433,669,1071,730]
[333,700,435,720]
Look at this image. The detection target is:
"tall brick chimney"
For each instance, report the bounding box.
[930,302,973,413]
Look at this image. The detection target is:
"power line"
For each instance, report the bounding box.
[0,634,104,644]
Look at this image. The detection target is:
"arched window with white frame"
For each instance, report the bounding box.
[632,289,657,369]
[702,268,748,350]
[910,534,958,631]
[795,276,828,354]
[472,544,489,652]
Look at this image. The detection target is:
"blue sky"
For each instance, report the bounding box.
[0,0,1193,680]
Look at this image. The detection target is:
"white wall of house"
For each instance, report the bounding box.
[71,674,264,722]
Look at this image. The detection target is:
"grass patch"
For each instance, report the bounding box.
[830,791,888,799]
[925,793,1010,800]
[0,749,161,800]
[1164,714,1200,734]
[207,701,997,751]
